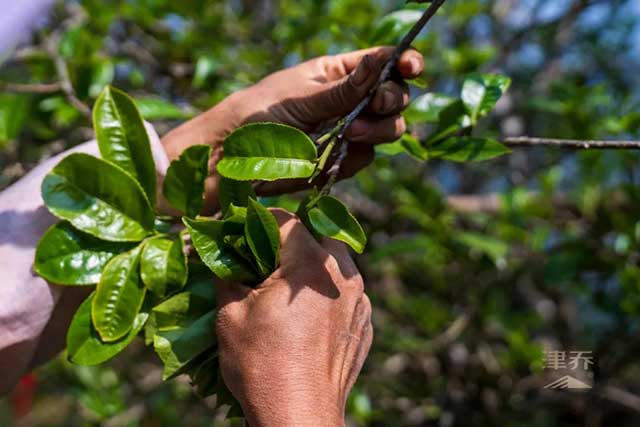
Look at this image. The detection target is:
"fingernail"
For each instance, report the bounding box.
[382,90,396,113]
[409,57,421,75]
[352,55,371,86]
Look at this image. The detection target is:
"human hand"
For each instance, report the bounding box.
[215,209,373,426]
[161,46,424,211]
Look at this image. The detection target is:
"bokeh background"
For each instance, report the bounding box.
[1,0,640,426]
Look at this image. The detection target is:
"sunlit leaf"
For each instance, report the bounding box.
[307,196,366,253]
[92,246,146,342]
[217,123,317,181]
[93,85,157,206]
[405,93,456,124]
[41,153,155,242]
[67,293,148,365]
[461,74,511,123]
[134,97,193,120]
[141,236,188,297]
[35,221,134,285]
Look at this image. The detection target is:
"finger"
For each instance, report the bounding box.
[320,238,360,280]
[368,80,410,116]
[339,143,375,179]
[325,46,395,79]
[310,54,383,121]
[397,48,424,79]
[345,114,406,145]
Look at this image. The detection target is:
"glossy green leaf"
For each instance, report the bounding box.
[67,292,148,365]
[307,196,367,254]
[245,198,280,276]
[41,153,154,242]
[425,100,472,145]
[370,9,423,45]
[427,137,510,162]
[153,310,216,380]
[0,93,29,148]
[223,204,248,223]
[219,177,255,213]
[461,74,511,123]
[92,247,146,342]
[141,236,188,297]
[134,97,193,120]
[35,221,133,285]
[163,145,211,217]
[93,85,157,206]
[399,134,428,161]
[152,275,215,331]
[404,93,456,124]
[183,217,258,282]
[217,123,317,181]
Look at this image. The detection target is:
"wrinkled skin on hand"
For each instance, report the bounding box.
[216,209,373,426]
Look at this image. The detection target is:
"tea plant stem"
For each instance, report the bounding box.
[320,0,448,194]
[503,136,640,149]
[0,82,63,93]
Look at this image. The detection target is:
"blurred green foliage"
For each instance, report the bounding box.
[2,0,640,426]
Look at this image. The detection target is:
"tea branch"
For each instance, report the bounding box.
[503,136,640,150]
[318,0,449,195]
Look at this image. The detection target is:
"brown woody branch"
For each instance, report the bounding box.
[503,136,640,150]
[0,81,62,94]
[44,37,92,119]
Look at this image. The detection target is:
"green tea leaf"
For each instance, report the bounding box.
[41,153,155,242]
[92,246,146,342]
[93,85,157,206]
[183,217,258,282]
[163,145,211,217]
[67,292,148,365]
[461,74,511,123]
[428,137,510,162]
[141,236,188,297]
[370,9,424,45]
[404,93,456,124]
[153,310,216,380]
[308,196,367,254]
[245,198,280,276]
[223,204,248,223]
[35,221,133,285]
[0,93,29,148]
[425,100,471,145]
[134,97,193,120]
[217,123,317,181]
[219,177,255,213]
[153,292,212,331]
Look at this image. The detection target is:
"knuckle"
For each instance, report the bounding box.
[346,274,365,294]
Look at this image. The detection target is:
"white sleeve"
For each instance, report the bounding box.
[0,123,169,393]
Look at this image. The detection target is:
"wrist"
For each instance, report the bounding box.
[240,383,345,427]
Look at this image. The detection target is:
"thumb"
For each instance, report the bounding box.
[311,54,383,120]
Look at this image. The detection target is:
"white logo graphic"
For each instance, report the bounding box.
[543,375,592,390]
